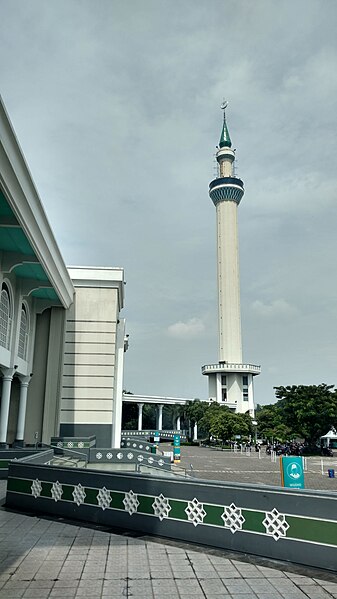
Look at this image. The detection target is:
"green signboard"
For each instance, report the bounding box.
[173,434,181,463]
[280,456,305,489]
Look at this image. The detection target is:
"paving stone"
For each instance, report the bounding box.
[216,568,243,578]
[0,590,26,598]
[151,579,178,591]
[22,590,50,598]
[257,567,287,577]
[52,580,79,589]
[173,570,196,579]
[223,579,253,593]
[152,591,178,599]
[287,577,317,586]
[323,585,337,594]
[75,589,103,597]
[150,570,173,579]
[1,582,30,590]
[194,569,220,578]
[176,579,203,592]
[247,579,281,592]
[104,571,128,579]
[128,580,153,596]
[199,578,228,593]
[298,588,334,598]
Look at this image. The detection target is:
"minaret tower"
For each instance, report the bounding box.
[202,103,260,416]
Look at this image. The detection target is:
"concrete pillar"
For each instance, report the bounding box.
[193,422,198,441]
[15,375,31,445]
[138,403,144,431]
[111,318,126,449]
[0,369,15,447]
[176,415,181,431]
[157,404,163,431]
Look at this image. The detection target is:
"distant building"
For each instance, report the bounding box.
[0,97,126,448]
[202,104,261,416]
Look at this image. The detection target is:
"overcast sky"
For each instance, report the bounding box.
[1,0,337,405]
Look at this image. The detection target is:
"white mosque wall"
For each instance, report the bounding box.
[59,268,124,447]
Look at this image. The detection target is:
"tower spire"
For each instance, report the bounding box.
[202,102,260,417]
[219,100,232,148]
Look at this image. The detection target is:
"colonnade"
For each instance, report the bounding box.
[136,403,197,440]
[0,369,32,447]
[137,403,181,432]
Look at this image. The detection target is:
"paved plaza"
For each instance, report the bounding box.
[175,445,337,491]
[1,479,337,599]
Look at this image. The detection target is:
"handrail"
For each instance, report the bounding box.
[49,444,88,464]
[137,462,190,478]
[49,456,84,468]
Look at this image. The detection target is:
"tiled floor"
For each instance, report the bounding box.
[1,480,336,598]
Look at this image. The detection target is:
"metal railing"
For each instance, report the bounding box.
[49,444,88,466]
[202,363,261,374]
[136,462,191,478]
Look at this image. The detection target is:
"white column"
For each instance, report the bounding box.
[0,369,15,447]
[138,403,144,431]
[193,422,198,441]
[157,404,163,431]
[111,319,126,449]
[15,375,31,444]
[176,415,181,431]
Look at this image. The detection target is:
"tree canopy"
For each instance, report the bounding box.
[257,384,337,445]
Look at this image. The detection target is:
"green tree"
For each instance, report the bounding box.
[180,399,210,438]
[256,404,284,441]
[274,384,337,445]
[198,402,223,437]
[208,409,234,443]
[122,403,138,430]
[199,405,253,444]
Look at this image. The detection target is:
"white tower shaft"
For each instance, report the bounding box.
[217,199,242,363]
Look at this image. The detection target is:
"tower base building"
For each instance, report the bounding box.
[202,363,260,416]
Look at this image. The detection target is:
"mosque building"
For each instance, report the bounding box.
[0,97,126,448]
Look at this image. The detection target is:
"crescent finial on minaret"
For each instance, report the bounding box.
[219,100,231,148]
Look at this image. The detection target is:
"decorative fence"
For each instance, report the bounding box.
[121,438,155,453]
[121,430,187,441]
[51,436,96,455]
[5,456,337,571]
[88,448,171,471]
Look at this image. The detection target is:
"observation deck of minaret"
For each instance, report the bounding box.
[202,102,261,417]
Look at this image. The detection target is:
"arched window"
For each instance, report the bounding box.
[0,283,11,349]
[18,304,29,360]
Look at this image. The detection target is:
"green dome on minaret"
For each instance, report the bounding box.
[219,100,232,148]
